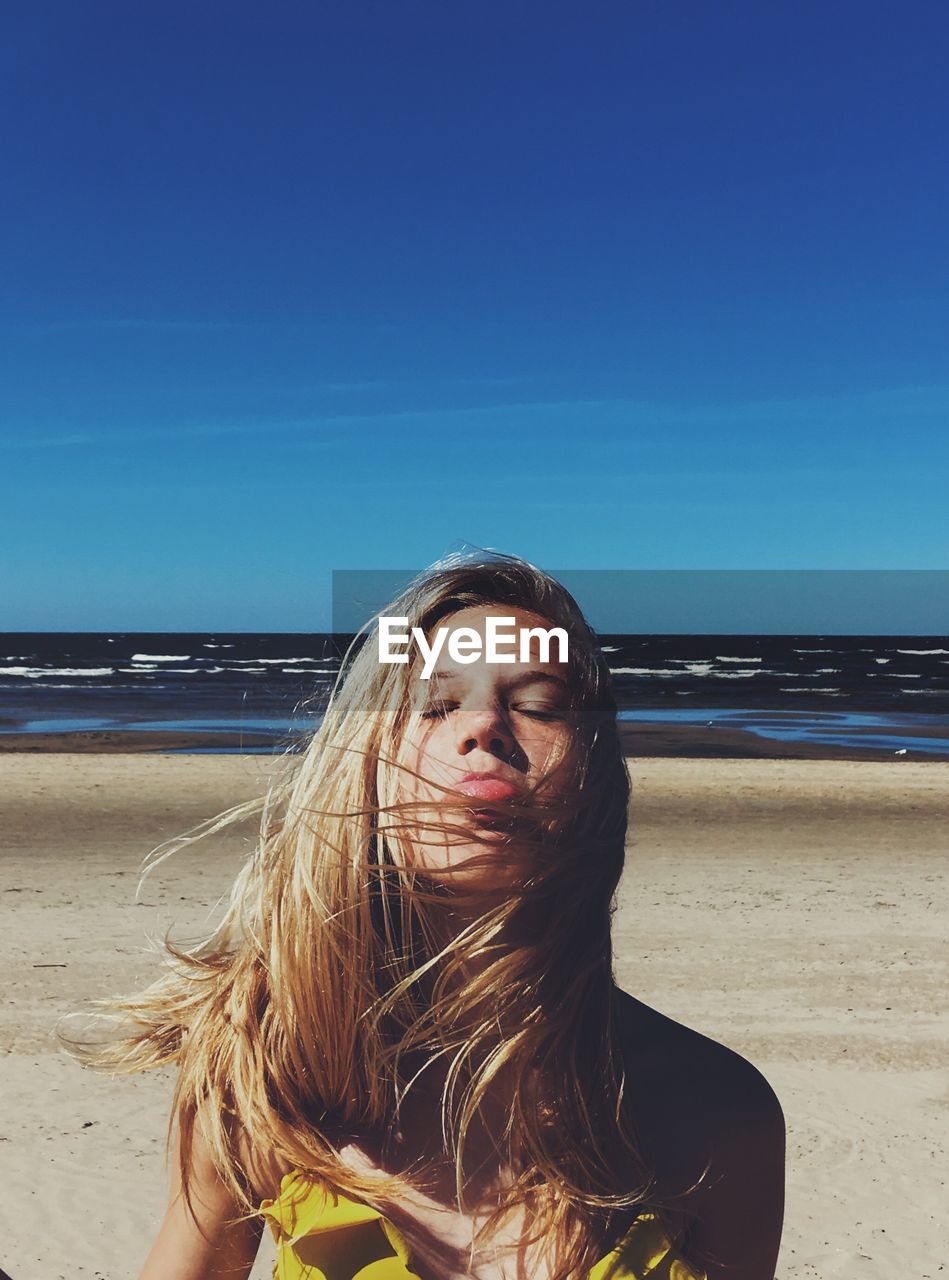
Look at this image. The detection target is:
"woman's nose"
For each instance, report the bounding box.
[455,706,516,758]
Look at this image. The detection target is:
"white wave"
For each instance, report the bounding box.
[792,648,835,653]
[815,668,840,674]
[0,666,113,678]
[281,668,338,675]
[130,653,190,662]
[600,645,620,652]
[609,667,692,677]
[715,655,763,663]
[21,683,89,690]
[203,643,236,649]
[613,661,775,678]
[779,687,842,693]
[886,672,922,678]
[119,665,224,675]
[875,658,890,664]
[897,648,949,655]
[0,682,90,690]
[228,657,324,666]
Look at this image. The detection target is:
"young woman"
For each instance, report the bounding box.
[83,553,784,1280]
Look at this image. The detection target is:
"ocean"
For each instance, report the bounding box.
[1,632,948,758]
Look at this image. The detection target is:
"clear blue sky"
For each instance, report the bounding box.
[2,2,948,630]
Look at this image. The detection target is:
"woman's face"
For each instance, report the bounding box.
[391,604,580,884]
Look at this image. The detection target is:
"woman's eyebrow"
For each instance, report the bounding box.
[432,671,569,691]
[504,672,570,692]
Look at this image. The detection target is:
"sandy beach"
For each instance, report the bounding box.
[0,753,945,1279]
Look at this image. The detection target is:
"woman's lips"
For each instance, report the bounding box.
[455,774,520,801]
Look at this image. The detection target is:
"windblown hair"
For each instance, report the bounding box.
[68,552,649,1279]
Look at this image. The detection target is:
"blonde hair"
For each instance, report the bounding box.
[69,552,651,1279]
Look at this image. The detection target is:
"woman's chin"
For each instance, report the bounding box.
[420,845,521,893]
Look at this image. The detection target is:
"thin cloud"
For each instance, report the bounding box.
[315,380,943,444]
[4,382,948,453]
[0,423,347,451]
[2,318,257,336]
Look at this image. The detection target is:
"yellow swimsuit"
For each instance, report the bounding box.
[261,1171,705,1280]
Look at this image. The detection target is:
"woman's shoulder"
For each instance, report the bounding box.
[611,986,783,1131]
[612,987,785,1279]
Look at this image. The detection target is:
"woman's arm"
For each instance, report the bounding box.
[138,1123,263,1280]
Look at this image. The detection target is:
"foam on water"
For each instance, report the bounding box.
[2,632,946,756]
[130,654,190,662]
[0,666,115,678]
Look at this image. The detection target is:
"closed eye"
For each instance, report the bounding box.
[420,702,566,722]
[420,702,459,719]
[512,705,564,721]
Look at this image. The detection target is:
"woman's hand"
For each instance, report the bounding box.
[138,1123,263,1280]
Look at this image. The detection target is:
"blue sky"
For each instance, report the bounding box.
[2,1,948,630]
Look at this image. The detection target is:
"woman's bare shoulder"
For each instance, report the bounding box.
[612,987,785,1279]
[612,986,783,1129]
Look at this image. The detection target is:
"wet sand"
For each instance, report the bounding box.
[0,753,946,1278]
[2,719,948,760]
